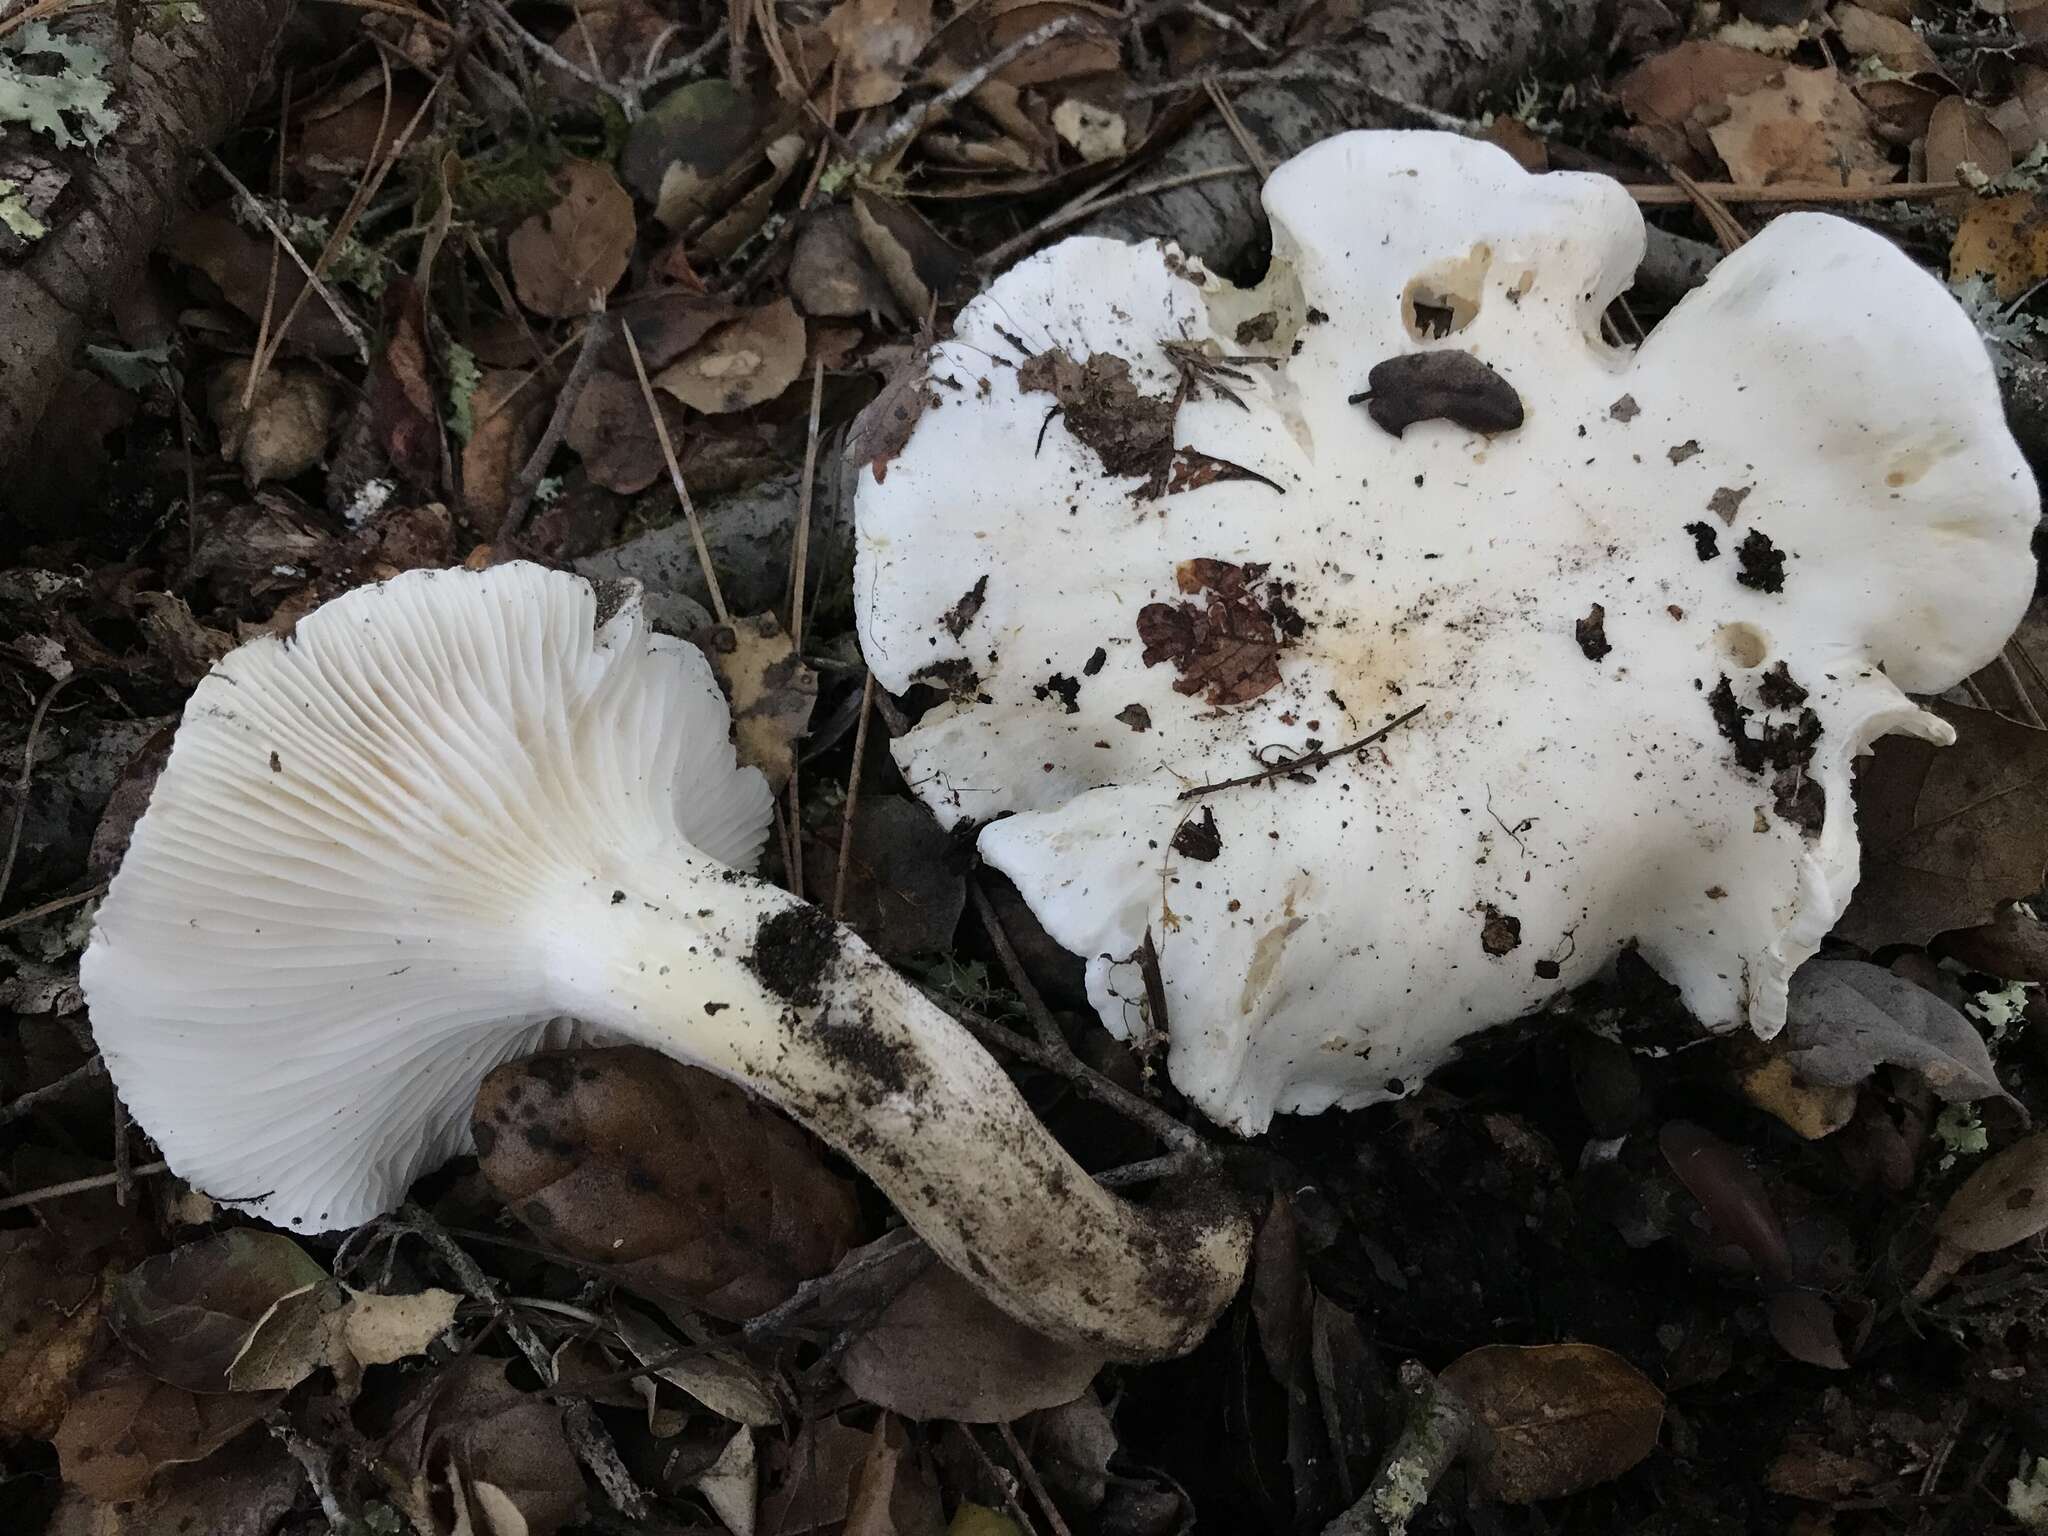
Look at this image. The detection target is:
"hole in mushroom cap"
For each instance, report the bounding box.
[1403,243,1492,339]
[1716,622,1770,669]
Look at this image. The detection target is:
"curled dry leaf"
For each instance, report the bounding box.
[107,1229,344,1396]
[1940,902,2048,983]
[824,0,935,110]
[656,296,807,414]
[839,1263,1105,1423]
[1613,42,1785,173]
[1660,1120,1793,1283]
[1832,5,1938,75]
[208,361,336,487]
[791,205,901,320]
[1765,1289,1852,1370]
[543,0,671,106]
[462,369,544,525]
[163,210,360,357]
[1780,959,2011,1107]
[342,1285,461,1367]
[979,1,1120,85]
[614,1303,780,1425]
[1438,1342,1665,1505]
[507,161,637,319]
[387,1355,584,1536]
[697,612,819,791]
[697,1426,760,1536]
[1951,192,2048,302]
[622,79,770,229]
[844,1413,947,1536]
[54,1354,284,1502]
[1838,702,2048,946]
[815,796,966,960]
[1924,96,2012,192]
[0,1228,104,1439]
[133,592,234,687]
[473,1045,861,1321]
[45,1433,305,1536]
[853,192,970,319]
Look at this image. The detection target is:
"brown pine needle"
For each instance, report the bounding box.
[621,325,730,624]
[832,672,876,923]
[0,1161,168,1213]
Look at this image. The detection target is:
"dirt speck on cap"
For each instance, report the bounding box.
[1575,603,1611,662]
[1735,529,1787,593]
[1480,904,1522,956]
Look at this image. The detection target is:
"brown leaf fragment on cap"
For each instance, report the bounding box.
[1575,603,1611,662]
[1609,393,1640,422]
[941,575,988,639]
[1708,485,1752,524]
[1116,703,1152,731]
[1668,439,1702,464]
[849,361,940,482]
[1136,559,1284,707]
[1171,806,1222,862]
[1480,904,1522,955]
[1167,446,1285,496]
[1350,350,1523,437]
[1017,346,1179,481]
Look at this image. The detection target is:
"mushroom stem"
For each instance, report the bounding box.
[542,853,1252,1360]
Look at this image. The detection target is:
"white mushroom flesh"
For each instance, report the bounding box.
[853,130,2040,1133]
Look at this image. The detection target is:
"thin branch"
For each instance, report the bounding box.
[979,164,1255,272]
[1321,1362,1476,1536]
[621,326,730,623]
[398,1202,649,1518]
[1627,178,1963,206]
[1000,1421,1078,1536]
[474,0,639,115]
[1130,0,1274,52]
[0,1054,101,1127]
[832,672,876,922]
[497,312,610,544]
[1204,80,1273,181]
[0,882,103,933]
[0,1161,168,1213]
[861,15,1102,167]
[1180,703,1426,800]
[971,878,1066,1055]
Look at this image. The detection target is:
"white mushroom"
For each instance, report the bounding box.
[853,130,2040,1134]
[80,562,1250,1359]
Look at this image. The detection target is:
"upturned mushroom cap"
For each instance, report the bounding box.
[853,130,2039,1133]
[82,563,1250,1359]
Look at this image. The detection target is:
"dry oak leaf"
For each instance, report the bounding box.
[1833,5,1939,75]
[1924,96,2012,192]
[1613,41,1785,172]
[462,369,545,525]
[1439,1342,1665,1504]
[566,369,683,494]
[0,1229,104,1439]
[54,1354,283,1502]
[655,296,807,413]
[474,1045,860,1322]
[1136,558,1285,707]
[1836,701,2048,947]
[508,160,636,319]
[1707,65,1894,187]
[387,1355,584,1536]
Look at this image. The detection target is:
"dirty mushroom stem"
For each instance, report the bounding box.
[544,860,1252,1360]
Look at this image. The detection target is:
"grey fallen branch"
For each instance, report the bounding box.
[1322,1362,1478,1536]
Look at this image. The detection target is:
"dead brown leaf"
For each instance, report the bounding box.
[566,369,684,494]
[845,1414,947,1536]
[474,1045,861,1321]
[608,290,744,370]
[847,357,939,482]
[1939,902,2048,982]
[1439,1342,1665,1504]
[1016,345,1177,481]
[1838,702,2048,946]
[977,1,1120,85]
[656,297,807,414]
[1832,5,1938,75]
[368,278,442,490]
[0,1229,103,1439]
[388,1355,584,1536]
[132,593,234,687]
[697,612,818,790]
[840,1263,1105,1422]
[1935,1129,2048,1255]
[824,0,935,109]
[46,1434,304,1536]
[812,796,966,960]
[853,191,970,318]
[54,1354,284,1502]
[208,362,336,487]
[1614,42,1784,173]
[1136,558,1286,707]
[163,210,361,357]
[297,72,428,174]
[1708,66,1893,187]
[1950,191,2048,300]
[508,161,637,319]
[622,79,772,230]
[462,369,545,525]
[1924,95,2010,211]
[1991,63,2048,158]
[791,206,901,320]
[544,0,671,106]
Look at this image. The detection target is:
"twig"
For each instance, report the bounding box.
[1180,703,1426,801]
[112,1094,132,1206]
[1000,1421,1077,1536]
[474,0,639,115]
[1137,928,1171,1047]
[621,326,730,623]
[398,1202,649,1519]
[0,675,72,911]
[238,69,294,413]
[311,0,457,34]
[1204,80,1272,181]
[0,1054,101,1127]
[962,1427,1044,1536]
[1627,179,1962,205]
[270,1420,352,1529]
[1999,649,2045,729]
[0,1161,168,1212]
[971,878,1067,1055]
[924,984,1213,1159]
[789,362,825,651]
[1130,0,1273,53]
[831,672,876,922]
[1322,1362,1477,1536]
[860,15,1102,168]
[636,25,729,91]
[497,312,609,544]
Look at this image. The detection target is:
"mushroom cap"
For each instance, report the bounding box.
[80,563,772,1231]
[853,130,2039,1132]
